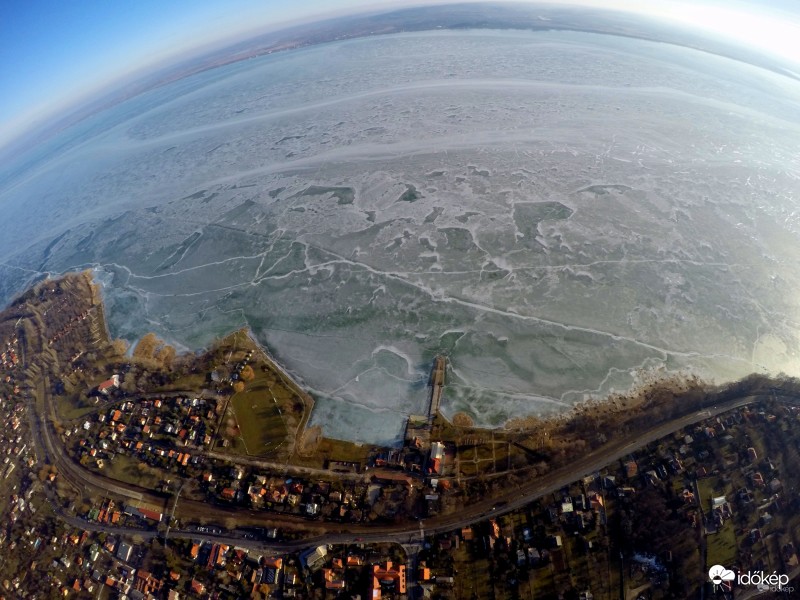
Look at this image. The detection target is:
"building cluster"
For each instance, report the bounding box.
[8,277,800,598]
[607,403,800,591]
[85,498,163,529]
[69,390,219,479]
[67,370,453,526]
[33,279,104,361]
[183,541,303,598]
[4,515,291,598]
[0,336,19,371]
[26,534,412,599]
[0,394,29,483]
[47,307,96,347]
[302,545,411,600]
[627,405,795,536]
[0,329,40,531]
[212,469,371,523]
[0,520,161,597]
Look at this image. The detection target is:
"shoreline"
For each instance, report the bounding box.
[241,328,317,453]
[10,270,800,494]
[18,269,779,449]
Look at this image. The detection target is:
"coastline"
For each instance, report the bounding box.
[242,328,317,454]
[31,269,795,455]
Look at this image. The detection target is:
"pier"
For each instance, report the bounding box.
[427,355,446,421]
[404,355,447,446]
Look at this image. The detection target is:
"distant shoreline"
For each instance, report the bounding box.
[5,2,796,167]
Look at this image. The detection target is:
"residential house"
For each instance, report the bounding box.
[370,562,406,600]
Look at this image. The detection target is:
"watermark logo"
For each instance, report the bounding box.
[708,565,735,587]
[708,564,793,593]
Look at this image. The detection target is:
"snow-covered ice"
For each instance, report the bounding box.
[2,30,800,445]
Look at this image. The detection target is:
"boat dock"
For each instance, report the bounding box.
[404,355,447,445]
[427,355,446,420]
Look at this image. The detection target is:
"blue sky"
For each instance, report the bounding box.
[2,0,800,149]
[0,0,376,145]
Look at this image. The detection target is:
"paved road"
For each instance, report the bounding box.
[11,291,800,594]
[20,318,799,551]
[261,393,798,548]
[202,448,368,482]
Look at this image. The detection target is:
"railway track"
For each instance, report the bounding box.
[13,274,800,550]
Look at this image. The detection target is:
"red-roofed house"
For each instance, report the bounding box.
[429,441,445,475]
[98,375,120,394]
[139,508,162,522]
[346,555,363,567]
[323,569,346,590]
[190,579,206,595]
[370,562,406,600]
[216,544,229,566]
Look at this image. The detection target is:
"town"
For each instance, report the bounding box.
[0,272,799,598]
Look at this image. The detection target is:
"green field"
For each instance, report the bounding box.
[707,521,738,568]
[58,397,103,421]
[101,453,162,490]
[291,437,372,469]
[696,476,730,508]
[452,544,494,599]
[231,381,289,455]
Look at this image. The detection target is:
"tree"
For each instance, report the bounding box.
[111,338,129,356]
[120,374,137,393]
[133,332,160,360]
[155,345,177,369]
[240,365,255,381]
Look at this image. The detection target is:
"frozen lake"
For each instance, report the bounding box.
[2,30,800,445]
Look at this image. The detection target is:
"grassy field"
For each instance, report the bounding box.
[696,476,728,507]
[57,395,103,421]
[530,564,558,597]
[153,371,207,393]
[697,474,738,568]
[452,544,494,599]
[458,460,480,477]
[210,329,316,459]
[291,437,372,469]
[101,453,162,490]
[707,521,738,568]
[230,381,289,456]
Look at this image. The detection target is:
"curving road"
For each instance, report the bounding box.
[27,363,796,548]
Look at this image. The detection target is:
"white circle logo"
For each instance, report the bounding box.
[708,565,736,585]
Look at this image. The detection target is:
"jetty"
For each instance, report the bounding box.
[404,355,447,447]
[427,355,446,421]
